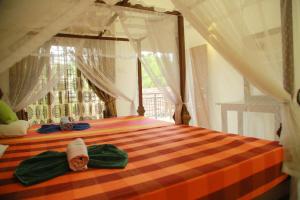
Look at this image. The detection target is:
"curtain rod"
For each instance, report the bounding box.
[55,33,130,41]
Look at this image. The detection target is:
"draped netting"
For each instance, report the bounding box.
[186,45,210,128]
[51,37,134,100]
[5,34,138,117]
[172,0,300,190]
[8,41,62,112]
[0,2,182,122]
[114,7,183,124]
[0,0,94,74]
[36,37,138,116]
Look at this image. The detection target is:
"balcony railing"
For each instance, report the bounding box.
[143,88,174,122]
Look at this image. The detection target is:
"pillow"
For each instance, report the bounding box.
[0,100,18,124]
[0,144,9,158]
[0,120,29,138]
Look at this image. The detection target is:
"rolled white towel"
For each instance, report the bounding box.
[67,138,89,171]
[60,117,74,131]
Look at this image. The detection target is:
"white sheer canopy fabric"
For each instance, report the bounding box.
[0,0,94,74]
[173,0,286,100]
[8,41,62,112]
[49,37,137,115]
[186,45,210,128]
[116,8,183,124]
[171,0,300,179]
[7,35,137,115]
[0,2,182,120]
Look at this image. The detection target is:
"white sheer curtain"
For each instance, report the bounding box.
[172,0,300,184]
[0,0,94,74]
[8,41,62,112]
[186,45,210,128]
[8,35,138,115]
[51,37,137,115]
[116,8,183,124]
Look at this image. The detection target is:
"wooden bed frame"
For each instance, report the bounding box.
[0,1,292,199]
[0,116,290,199]
[256,176,290,200]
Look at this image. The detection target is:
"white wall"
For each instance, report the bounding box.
[206,45,244,132]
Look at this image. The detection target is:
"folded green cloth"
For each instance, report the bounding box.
[88,144,128,169]
[14,151,69,186]
[14,144,128,186]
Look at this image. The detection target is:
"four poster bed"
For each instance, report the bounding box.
[0,116,289,199]
[0,1,292,200]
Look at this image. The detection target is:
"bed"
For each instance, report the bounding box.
[0,116,288,200]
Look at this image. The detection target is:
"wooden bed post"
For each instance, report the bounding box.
[137,40,145,116]
[178,14,191,125]
[76,69,84,120]
[47,92,52,123]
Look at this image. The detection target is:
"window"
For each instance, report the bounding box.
[141,52,175,122]
[27,45,104,124]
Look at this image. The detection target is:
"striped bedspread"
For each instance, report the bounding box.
[0,116,286,200]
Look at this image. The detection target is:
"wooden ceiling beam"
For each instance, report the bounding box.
[55,33,129,41]
[94,0,181,16]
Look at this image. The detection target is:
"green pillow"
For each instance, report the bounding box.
[0,100,18,124]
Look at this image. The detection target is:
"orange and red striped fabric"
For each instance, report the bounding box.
[0,116,287,200]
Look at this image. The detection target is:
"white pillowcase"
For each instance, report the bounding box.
[0,120,29,138]
[0,144,8,158]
